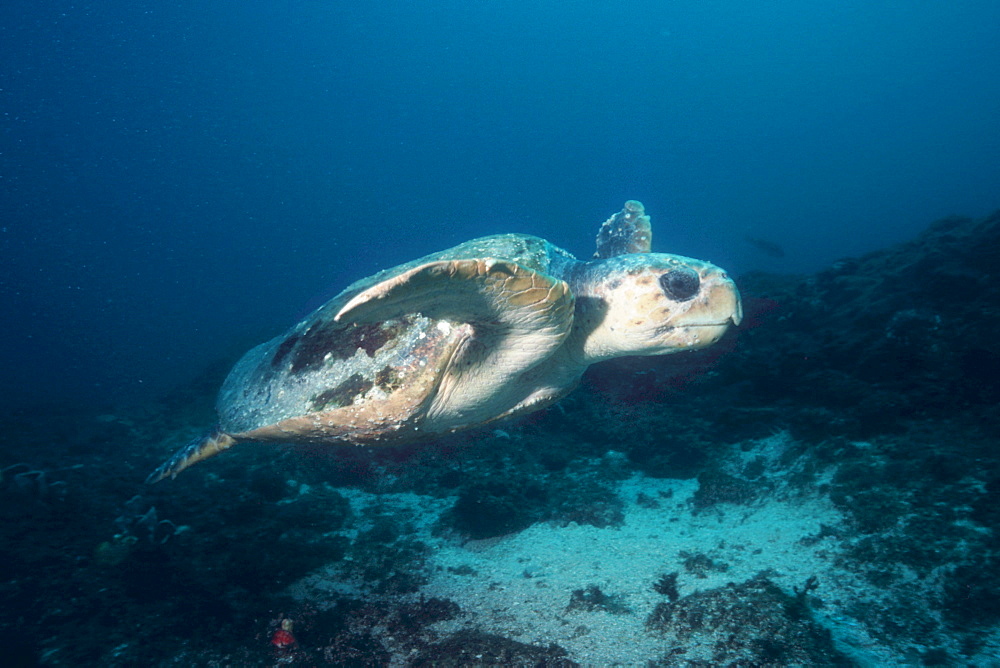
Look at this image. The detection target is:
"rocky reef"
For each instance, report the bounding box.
[2,210,999,665]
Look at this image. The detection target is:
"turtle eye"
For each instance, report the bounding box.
[659,267,700,301]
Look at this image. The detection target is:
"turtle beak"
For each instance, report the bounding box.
[701,270,742,329]
[729,279,743,326]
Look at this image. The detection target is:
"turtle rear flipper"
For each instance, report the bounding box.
[145,429,237,483]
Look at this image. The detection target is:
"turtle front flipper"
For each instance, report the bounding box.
[335,258,574,338]
[594,200,652,258]
[145,428,237,483]
[335,258,576,429]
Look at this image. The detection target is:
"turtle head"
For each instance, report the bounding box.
[570,253,742,363]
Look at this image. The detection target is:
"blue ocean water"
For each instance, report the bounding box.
[3,0,999,410]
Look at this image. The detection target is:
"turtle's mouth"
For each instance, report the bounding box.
[655,312,742,335]
[652,310,740,352]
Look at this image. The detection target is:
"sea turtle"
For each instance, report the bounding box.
[147,201,742,482]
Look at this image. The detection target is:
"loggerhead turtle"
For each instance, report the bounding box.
[147,201,742,482]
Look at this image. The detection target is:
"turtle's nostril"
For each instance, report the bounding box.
[659,268,700,301]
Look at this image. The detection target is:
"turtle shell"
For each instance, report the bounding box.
[216,233,576,445]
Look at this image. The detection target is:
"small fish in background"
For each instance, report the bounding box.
[744,235,786,259]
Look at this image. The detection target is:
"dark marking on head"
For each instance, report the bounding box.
[311,373,375,411]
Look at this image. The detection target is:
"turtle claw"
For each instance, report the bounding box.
[145,428,237,483]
